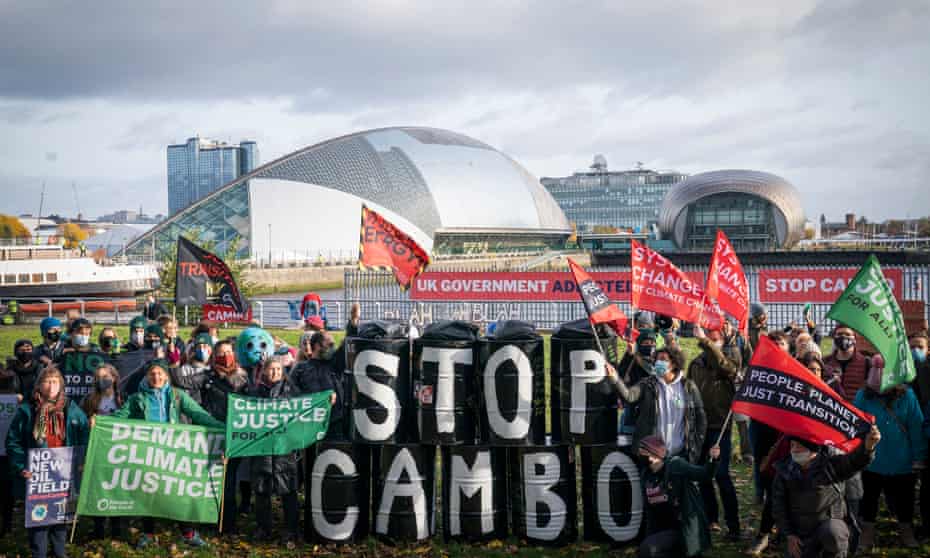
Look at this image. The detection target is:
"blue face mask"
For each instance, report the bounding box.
[913,348,927,364]
[653,359,670,376]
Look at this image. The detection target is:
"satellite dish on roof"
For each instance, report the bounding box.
[591,154,608,171]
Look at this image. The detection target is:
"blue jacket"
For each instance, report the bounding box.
[854,387,926,475]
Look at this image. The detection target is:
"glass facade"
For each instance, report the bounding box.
[167,138,259,215]
[684,193,778,251]
[541,166,687,233]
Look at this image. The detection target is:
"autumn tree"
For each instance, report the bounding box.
[0,214,31,239]
[60,222,88,248]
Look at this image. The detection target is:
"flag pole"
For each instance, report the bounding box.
[69,513,79,543]
[714,409,733,448]
[218,457,228,533]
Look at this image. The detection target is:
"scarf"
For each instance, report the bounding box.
[33,392,67,445]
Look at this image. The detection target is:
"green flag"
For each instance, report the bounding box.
[225,390,332,459]
[76,417,225,523]
[826,255,915,391]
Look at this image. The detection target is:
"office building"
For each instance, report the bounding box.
[167,137,260,215]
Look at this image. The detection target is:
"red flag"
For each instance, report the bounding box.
[630,240,723,329]
[706,230,750,334]
[733,336,874,452]
[567,257,631,337]
[358,204,430,290]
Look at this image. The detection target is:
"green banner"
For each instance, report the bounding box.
[76,416,225,523]
[827,255,915,391]
[225,390,332,459]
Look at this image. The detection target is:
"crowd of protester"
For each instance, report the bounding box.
[0,299,929,558]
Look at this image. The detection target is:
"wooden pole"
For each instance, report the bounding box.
[218,458,228,533]
[714,409,734,448]
[69,513,79,543]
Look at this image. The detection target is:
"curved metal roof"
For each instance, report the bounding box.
[658,169,805,247]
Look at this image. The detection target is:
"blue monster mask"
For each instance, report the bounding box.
[236,327,274,368]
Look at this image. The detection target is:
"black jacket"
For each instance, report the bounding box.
[6,358,42,398]
[171,362,211,404]
[615,352,653,432]
[291,359,340,410]
[248,380,300,495]
[200,369,249,421]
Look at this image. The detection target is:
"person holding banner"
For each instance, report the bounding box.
[606,346,707,465]
[688,326,742,541]
[616,329,659,436]
[772,427,881,558]
[112,359,223,548]
[5,367,89,558]
[852,359,925,550]
[80,363,124,541]
[248,357,301,545]
[291,332,341,438]
[638,434,721,558]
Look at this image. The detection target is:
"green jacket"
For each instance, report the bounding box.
[642,456,716,557]
[5,399,89,498]
[688,338,740,430]
[113,386,224,429]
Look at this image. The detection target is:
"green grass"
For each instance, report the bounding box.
[0,325,925,557]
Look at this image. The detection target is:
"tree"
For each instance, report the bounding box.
[0,214,31,239]
[60,222,87,248]
[157,231,254,306]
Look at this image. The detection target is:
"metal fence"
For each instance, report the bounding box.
[342,264,930,332]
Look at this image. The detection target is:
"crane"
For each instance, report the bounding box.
[71,182,82,220]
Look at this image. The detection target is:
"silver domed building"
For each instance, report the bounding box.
[125,127,571,261]
[658,169,805,251]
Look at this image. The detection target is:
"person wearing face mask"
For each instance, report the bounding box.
[124,315,148,352]
[637,434,720,558]
[824,324,869,402]
[291,331,342,439]
[8,339,43,398]
[688,325,742,540]
[142,324,167,354]
[80,364,123,541]
[906,330,930,537]
[34,317,64,365]
[97,327,121,357]
[616,329,659,436]
[199,340,249,534]
[114,360,222,549]
[61,317,99,354]
[772,427,881,558]
[748,303,769,351]
[248,357,300,546]
[606,346,707,465]
[852,357,925,550]
[171,333,213,405]
[6,367,89,558]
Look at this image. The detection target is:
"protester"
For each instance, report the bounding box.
[637,434,720,558]
[748,303,768,351]
[171,333,213,404]
[722,319,753,465]
[33,317,64,365]
[97,326,120,357]
[142,294,168,321]
[772,426,881,558]
[688,325,742,540]
[615,329,658,435]
[187,320,219,348]
[200,340,250,533]
[824,324,869,401]
[304,315,325,333]
[124,315,148,352]
[60,317,99,354]
[80,363,123,540]
[345,302,361,337]
[296,331,315,363]
[799,352,844,398]
[793,332,822,361]
[248,357,300,546]
[291,331,342,439]
[6,367,89,558]
[157,316,184,367]
[767,330,790,353]
[142,324,166,356]
[275,345,297,376]
[113,360,222,548]
[8,339,43,398]
[909,330,930,536]
[853,357,925,549]
[0,362,21,538]
[606,347,707,465]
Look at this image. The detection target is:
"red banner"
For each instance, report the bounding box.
[202,304,253,324]
[758,268,904,303]
[359,204,430,291]
[733,336,874,452]
[631,240,723,329]
[706,231,750,333]
[567,258,629,337]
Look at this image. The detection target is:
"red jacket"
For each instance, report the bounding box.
[824,350,870,401]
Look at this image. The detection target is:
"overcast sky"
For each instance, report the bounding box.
[1,0,928,222]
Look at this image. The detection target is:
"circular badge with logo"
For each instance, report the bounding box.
[31,504,48,523]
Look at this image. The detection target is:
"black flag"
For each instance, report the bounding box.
[174,236,247,312]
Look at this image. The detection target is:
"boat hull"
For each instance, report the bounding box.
[0,278,157,299]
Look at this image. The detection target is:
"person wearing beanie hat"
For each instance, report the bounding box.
[7,339,43,398]
[852,361,924,550]
[637,433,720,558]
[748,302,768,352]
[772,426,881,558]
[125,315,149,352]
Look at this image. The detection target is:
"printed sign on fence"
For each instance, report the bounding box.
[26,446,84,528]
[758,268,904,303]
[0,394,19,457]
[202,303,253,324]
[77,417,225,523]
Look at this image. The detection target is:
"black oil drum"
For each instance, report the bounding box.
[509,443,577,545]
[580,443,644,545]
[441,445,507,542]
[477,320,546,446]
[372,444,437,542]
[305,442,371,543]
[550,318,618,444]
